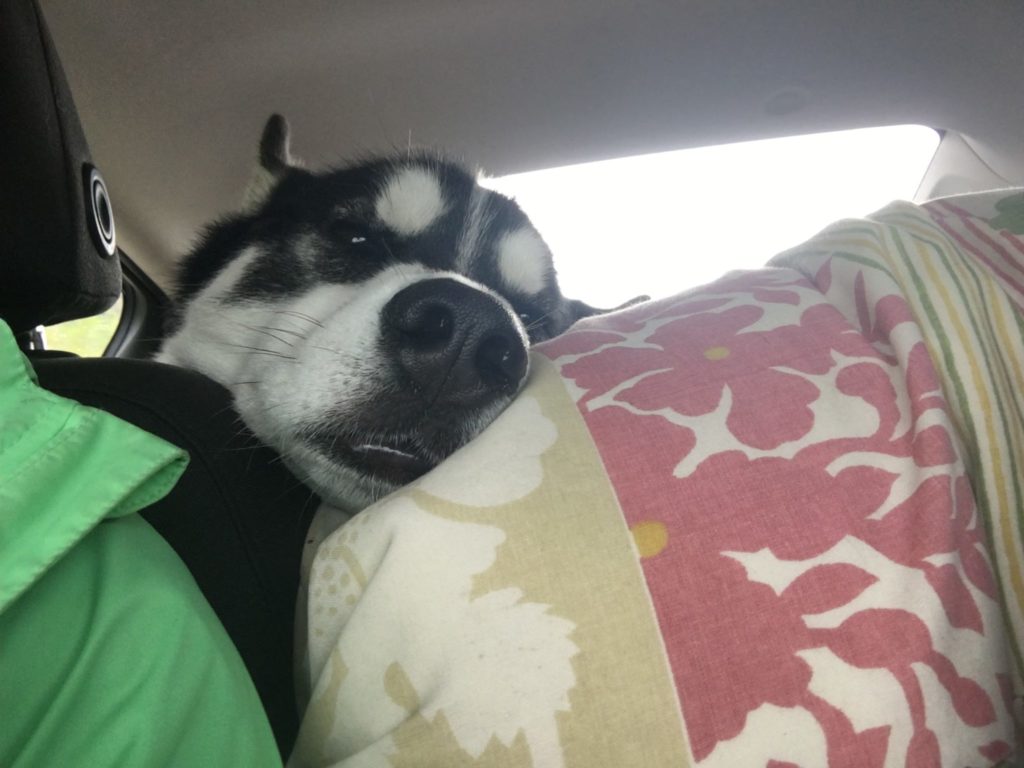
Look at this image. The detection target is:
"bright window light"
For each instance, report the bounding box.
[483,126,939,308]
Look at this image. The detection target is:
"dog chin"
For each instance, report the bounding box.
[275,399,512,510]
[282,442,396,511]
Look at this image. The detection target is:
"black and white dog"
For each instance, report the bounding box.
[158,115,605,511]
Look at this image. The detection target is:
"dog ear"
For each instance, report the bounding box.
[568,294,649,323]
[259,113,294,174]
[242,114,299,211]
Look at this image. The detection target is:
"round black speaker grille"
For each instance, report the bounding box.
[84,164,116,257]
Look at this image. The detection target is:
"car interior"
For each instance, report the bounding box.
[3,1,1024,765]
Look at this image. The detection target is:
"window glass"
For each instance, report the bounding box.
[44,295,123,356]
[484,125,940,307]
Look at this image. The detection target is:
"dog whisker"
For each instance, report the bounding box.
[297,488,320,515]
[227,425,254,441]
[526,311,553,331]
[232,321,296,347]
[217,342,298,360]
[274,476,321,506]
[265,452,290,468]
[208,401,244,420]
[378,238,401,265]
[308,345,360,363]
[273,309,324,327]
[259,325,306,338]
[376,239,416,286]
[256,402,291,415]
[220,442,264,453]
[226,425,260,444]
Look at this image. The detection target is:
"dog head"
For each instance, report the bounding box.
[159,115,608,510]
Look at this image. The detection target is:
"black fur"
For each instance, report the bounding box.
[259,113,292,174]
[159,114,628,507]
[172,153,577,342]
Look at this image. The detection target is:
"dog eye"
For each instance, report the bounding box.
[328,218,373,247]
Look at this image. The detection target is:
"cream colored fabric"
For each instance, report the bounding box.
[290,359,689,767]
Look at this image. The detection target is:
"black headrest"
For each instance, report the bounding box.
[0,0,120,334]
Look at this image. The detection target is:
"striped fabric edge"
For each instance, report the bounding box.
[794,202,1024,683]
[930,198,1024,305]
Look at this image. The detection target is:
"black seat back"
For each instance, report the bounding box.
[0,0,120,337]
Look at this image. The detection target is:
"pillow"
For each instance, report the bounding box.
[291,191,1024,767]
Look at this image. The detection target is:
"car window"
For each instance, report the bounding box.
[484,125,939,307]
[44,295,123,356]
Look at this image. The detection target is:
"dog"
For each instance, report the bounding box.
[158,115,609,511]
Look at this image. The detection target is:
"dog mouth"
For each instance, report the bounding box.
[295,399,508,502]
[347,440,435,484]
[312,432,441,487]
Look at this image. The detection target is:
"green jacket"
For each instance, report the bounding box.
[0,321,281,767]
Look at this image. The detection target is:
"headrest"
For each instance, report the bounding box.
[0,0,120,334]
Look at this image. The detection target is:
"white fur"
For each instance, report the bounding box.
[374,168,447,236]
[455,183,494,271]
[156,245,264,380]
[160,261,526,511]
[160,154,552,511]
[496,228,549,295]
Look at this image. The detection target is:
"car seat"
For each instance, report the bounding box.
[0,0,313,754]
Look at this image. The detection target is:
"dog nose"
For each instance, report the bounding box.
[382,278,528,404]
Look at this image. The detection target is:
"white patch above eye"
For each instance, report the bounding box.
[374,168,447,236]
[496,228,550,295]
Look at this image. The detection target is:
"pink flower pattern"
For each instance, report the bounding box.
[539,265,1014,766]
